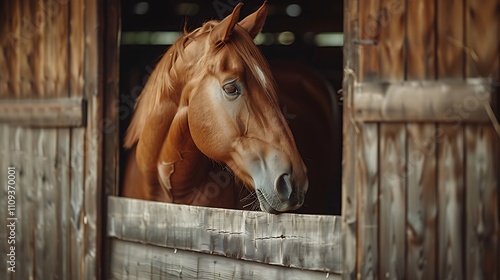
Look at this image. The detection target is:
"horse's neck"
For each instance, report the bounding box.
[155,107,236,208]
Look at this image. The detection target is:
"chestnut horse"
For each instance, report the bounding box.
[122,2,308,214]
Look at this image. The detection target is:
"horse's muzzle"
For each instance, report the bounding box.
[256,174,306,214]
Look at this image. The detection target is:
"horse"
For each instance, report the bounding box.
[122,1,309,214]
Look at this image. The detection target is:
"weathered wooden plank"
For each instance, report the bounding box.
[57,128,71,279]
[436,0,466,278]
[20,0,33,98]
[42,129,58,280]
[19,127,35,280]
[70,128,86,279]
[406,0,435,80]
[465,0,500,77]
[437,124,465,280]
[437,0,464,78]
[0,125,10,279]
[109,239,340,280]
[102,1,121,278]
[107,196,343,274]
[31,0,45,97]
[55,0,69,97]
[83,0,102,278]
[102,0,121,201]
[405,1,438,278]
[0,97,85,127]
[70,0,85,99]
[465,125,499,279]
[44,0,57,97]
[9,127,24,280]
[354,80,491,122]
[357,0,380,82]
[0,1,8,95]
[379,123,406,279]
[379,0,405,82]
[33,129,45,280]
[342,0,359,278]
[356,123,378,279]
[406,124,437,280]
[69,0,86,277]
[3,1,21,98]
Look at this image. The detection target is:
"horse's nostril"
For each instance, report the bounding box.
[274,173,292,202]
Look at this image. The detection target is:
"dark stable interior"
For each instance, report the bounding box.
[119,0,344,215]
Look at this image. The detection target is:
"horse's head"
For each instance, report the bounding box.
[180,2,308,213]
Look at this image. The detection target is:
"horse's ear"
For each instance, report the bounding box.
[238,1,268,39]
[211,2,243,43]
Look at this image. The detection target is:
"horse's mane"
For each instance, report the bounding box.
[124,20,278,149]
[123,23,211,148]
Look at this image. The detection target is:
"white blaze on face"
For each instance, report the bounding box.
[255,65,267,87]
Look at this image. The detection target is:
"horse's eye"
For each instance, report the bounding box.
[223,83,240,98]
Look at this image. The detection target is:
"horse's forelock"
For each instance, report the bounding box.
[224,25,279,104]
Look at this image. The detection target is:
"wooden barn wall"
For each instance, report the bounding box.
[343,0,500,279]
[0,0,120,279]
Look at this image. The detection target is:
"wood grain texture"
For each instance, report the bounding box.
[4,1,21,97]
[358,0,380,82]
[69,0,87,277]
[465,125,499,279]
[354,80,492,122]
[57,128,71,279]
[356,123,379,279]
[12,127,26,280]
[0,97,85,127]
[378,0,405,81]
[55,0,69,97]
[109,239,341,280]
[44,0,57,97]
[0,125,10,279]
[0,1,8,95]
[406,124,437,280]
[33,129,45,280]
[465,0,500,77]
[379,123,406,279]
[83,0,102,278]
[342,0,359,278]
[43,129,58,280]
[406,0,435,80]
[20,0,33,98]
[19,128,36,280]
[102,1,121,278]
[70,127,86,279]
[32,0,45,97]
[437,0,464,78]
[107,196,343,274]
[437,124,465,280]
[69,0,85,98]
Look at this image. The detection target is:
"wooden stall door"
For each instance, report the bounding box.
[0,0,119,279]
[343,0,500,279]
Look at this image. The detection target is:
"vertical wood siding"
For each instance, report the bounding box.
[344,0,500,279]
[356,123,379,279]
[406,124,437,280]
[0,0,112,279]
[342,0,359,278]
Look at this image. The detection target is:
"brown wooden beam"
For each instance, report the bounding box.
[0,97,86,127]
[354,79,493,122]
